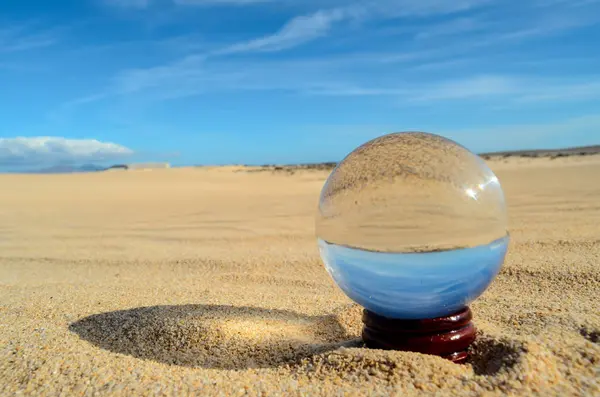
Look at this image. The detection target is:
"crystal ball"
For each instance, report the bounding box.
[316,132,509,319]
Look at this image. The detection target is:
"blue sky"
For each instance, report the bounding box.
[1,0,599,170]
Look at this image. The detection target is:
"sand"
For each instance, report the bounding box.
[0,156,599,396]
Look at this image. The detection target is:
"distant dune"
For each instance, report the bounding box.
[480,144,600,159]
[16,162,171,174]
[241,162,338,174]
[18,164,107,174]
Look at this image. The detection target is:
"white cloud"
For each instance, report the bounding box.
[0,137,133,167]
[215,8,352,54]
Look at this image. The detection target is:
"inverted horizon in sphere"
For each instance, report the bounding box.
[318,235,509,319]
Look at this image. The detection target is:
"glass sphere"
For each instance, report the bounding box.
[316,132,509,319]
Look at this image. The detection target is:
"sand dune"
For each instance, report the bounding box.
[0,156,599,396]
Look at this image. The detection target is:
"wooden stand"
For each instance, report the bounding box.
[362,307,476,363]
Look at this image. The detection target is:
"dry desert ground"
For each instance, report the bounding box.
[1,155,599,396]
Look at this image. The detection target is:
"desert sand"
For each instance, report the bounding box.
[0,155,599,396]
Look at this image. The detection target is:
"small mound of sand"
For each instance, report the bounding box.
[290,330,592,395]
[293,347,468,388]
[70,305,358,370]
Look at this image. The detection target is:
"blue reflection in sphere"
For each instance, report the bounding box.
[316,132,509,319]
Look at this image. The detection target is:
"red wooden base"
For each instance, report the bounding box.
[362,307,476,364]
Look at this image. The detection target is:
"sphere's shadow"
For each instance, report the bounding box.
[69,304,360,370]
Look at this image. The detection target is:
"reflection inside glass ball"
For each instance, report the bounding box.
[316,132,509,319]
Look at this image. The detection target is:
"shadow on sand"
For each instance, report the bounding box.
[69,304,361,370]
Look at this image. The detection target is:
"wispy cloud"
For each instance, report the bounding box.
[415,17,486,39]
[99,0,495,55]
[215,8,353,54]
[407,58,475,71]
[86,52,600,107]
[293,73,600,104]
[535,0,600,8]
[448,114,600,152]
[63,0,600,108]
[410,75,517,101]
[301,113,600,150]
[174,0,274,5]
[0,137,133,167]
[61,93,113,109]
[367,0,494,18]
[514,80,600,103]
[103,0,275,8]
[406,75,600,104]
[418,3,600,44]
[99,0,576,61]
[109,55,347,99]
[0,24,59,53]
[486,15,600,42]
[102,0,150,9]
[303,85,407,97]
[114,54,208,95]
[107,0,492,11]
[214,0,494,55]
[60,26,600,108]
